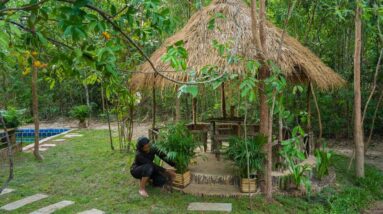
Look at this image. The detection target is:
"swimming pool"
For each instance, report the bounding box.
[15,128,70,144]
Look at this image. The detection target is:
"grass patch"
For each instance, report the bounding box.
[0,130,382,213]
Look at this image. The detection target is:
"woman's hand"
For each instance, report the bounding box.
[166,169,176,181]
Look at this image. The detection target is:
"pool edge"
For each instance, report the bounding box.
[22,129,76,152]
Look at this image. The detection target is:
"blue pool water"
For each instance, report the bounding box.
[15,128,70,143]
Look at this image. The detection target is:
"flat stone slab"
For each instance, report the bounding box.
[0,193,48,211]
[40,144,56,147]
[64,134,83,138]
[78,208,105,214]
[53,139,65,142]
[0,188,14,196]
[39,148,48,151]
[30,200,74,214]
[187,202,232,212]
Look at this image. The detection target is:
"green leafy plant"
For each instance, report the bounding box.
[0,108,23,129]
[280,125,312,192]
[314,144,333,180]
[225,135,266,178]
[155,123,199,174]
[69,105,91,125]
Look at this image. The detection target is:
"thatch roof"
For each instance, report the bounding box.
[131,0,345,91]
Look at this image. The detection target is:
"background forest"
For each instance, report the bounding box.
[0,0,382,140]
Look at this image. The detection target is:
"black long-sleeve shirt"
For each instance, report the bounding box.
[131,146,176,172]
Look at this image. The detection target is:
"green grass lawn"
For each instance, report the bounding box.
[0,130,382,213]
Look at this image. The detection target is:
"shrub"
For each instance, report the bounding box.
[0,107,23,129]
[69,105,90,123]
[224,135,266,178]
[155,123,199,174]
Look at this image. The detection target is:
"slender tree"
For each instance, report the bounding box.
[32,67,43,161]
[353,0,364,178]
[251,0,272,201]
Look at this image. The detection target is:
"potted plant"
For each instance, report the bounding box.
[155,123,199,188]
[70,105,90,128]
[225,135,266,193]
[279,126,313,193]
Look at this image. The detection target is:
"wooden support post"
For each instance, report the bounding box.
[192,97,197,125]
[152,75,157,130]
[307,83,314,155]
[175,85,181,122]
[311,84,322,149]
[221,83,227,119]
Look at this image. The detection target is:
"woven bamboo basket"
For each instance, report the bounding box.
[173,171,191,188]
[240,178,257,193]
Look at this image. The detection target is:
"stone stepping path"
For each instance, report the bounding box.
[0,188,14,196]
[53,139,66,142]
[0,189,103,213]
[40,144,56,148]
[78,208,105,214]
[0,193,48,211]
[30,200,74,214]
[188,202,232,212]
[39,148,48,152]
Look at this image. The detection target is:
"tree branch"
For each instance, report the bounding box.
[59,0,225,85]
[0,0,50,14]
[5,20,73,50]
[362,48,383,123]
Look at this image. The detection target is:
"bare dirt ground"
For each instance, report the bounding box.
[328,139,383,171]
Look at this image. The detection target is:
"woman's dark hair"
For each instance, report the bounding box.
[136,136,150,151]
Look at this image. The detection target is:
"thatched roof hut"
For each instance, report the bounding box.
[131,0,345,90]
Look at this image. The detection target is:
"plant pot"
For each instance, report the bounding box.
[173,171,191,188]
[240,178,257,193]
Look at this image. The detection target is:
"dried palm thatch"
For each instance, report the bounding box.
[131,0,346,91]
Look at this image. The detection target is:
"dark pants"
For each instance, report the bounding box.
[130,164,168,187]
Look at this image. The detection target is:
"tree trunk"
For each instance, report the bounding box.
[106,100,114,151]
[84,83,90,128]
[101,85,105,113]
[251,0,271,201]
[32,68,43,161]
[353,0,364,178]
[0,113,14,192]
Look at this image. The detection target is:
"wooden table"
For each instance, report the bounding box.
[186,123,210,152]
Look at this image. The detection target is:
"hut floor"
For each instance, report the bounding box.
[166,143,317,197]
[189,153,238,176]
